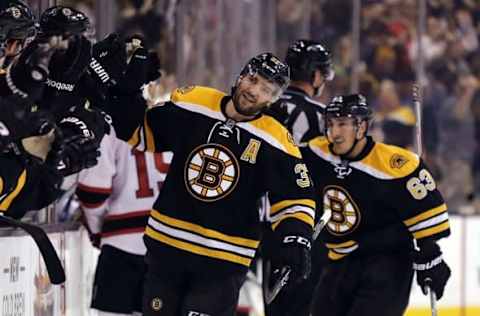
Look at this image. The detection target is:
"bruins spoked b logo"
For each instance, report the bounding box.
[323,185,361,236]
[185,144,240,202]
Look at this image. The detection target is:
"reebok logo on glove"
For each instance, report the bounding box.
[90,58,110,83]
[283,235,312,250]
[46,78,75,92]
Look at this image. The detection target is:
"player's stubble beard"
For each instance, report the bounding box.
[232,89,269,117]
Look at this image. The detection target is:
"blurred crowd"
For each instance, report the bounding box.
[308,0,480,214]
[23,0,480,215]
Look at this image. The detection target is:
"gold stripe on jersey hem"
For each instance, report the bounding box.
[403,204,448,227]
[326,240,357,249]
[147,218,256,258]
[0,169,27,211]
[128,127,141,148]
[145,227,252,266]
[328,250,347,260]
[412,221,450,240]
[144,116,155,152]
[270,199,315,215]
[271,212,314,230]
[150,210,259,248]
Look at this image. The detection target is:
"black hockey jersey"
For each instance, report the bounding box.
[0,154,62,219]
[128,86,315,274]
[302,136,449,261]
[268,86,325,146]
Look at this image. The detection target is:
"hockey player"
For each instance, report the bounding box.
[269,39,334,146]
[77,53,166,315]
[120,52,315,316]
[77,124,171,316]
[0,0,48,147]
[262,39,334,316]
[0,104,107,219]
[302,94,451,316]
[36,5,93,118]
[0,3,109,219]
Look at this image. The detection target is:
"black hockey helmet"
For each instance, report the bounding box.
[0,0,36,54]
[239,52,290,100]
[39,6,90,37]
[286,39,334,83]
[325,94,373,123]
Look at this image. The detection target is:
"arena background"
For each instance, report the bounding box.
[0,1,479,315]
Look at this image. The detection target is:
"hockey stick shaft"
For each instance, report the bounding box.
[425,284,438,316]
[413,85,437,315]
[265,210,332,304]
[0,215,65,284]
[413,84,423,157]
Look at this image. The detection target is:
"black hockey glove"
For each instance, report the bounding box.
[88,33,127,89]
[57,105,110,146]
[24,110,57,137]
[113,36,162,95]
[47,35,92,88]
[277,234,312,283]
[3,40,52,101]
[40,35,92,115]
[46,133,100,176]
[413,240,451,299]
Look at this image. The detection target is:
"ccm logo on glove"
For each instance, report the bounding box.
[283,235,311,250]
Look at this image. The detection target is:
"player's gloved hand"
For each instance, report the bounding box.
[46,132,100,176]
[40,35,92,115]
[113,35,162,95]
[57,105,111,146]
[47,35,92,88]
[5,40,52,100]
[24,110,57,137]
[88,33,127,89]
[60,135,100,175]
[277,234,312,283]
[412,240,451,299]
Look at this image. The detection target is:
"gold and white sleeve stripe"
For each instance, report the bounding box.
[270,199,315,230]
[403,203,449,240]
[325,240,359,260]
[146,210,260,267]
